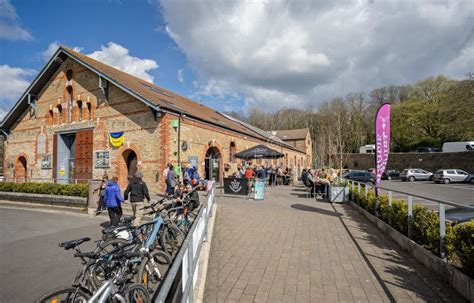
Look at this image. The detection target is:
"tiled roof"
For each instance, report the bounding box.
[274,128,309,141]
[63,47,259,139]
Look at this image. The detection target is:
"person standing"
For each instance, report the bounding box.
[94,174,108,215]
[163,163,170,194]
[167,164,178,196]
[124,172,150,226]
[104,176,124,226]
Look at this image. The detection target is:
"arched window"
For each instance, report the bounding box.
[229,142,236,163]
[86,102,92,120]
[47,109,53,125]
[77,100,83,121]
[57,105,63,124]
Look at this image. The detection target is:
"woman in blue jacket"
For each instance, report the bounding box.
[104,176,124,226]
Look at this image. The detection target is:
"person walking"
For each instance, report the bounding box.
[94,174,108,215]
[124,172,150,226]
[167,164,178,196]
[104,176,124,226]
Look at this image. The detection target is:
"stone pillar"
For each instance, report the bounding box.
[88,179,102,216]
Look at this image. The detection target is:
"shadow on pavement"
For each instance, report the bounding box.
[333,203,463,302]
[290,203,342,217]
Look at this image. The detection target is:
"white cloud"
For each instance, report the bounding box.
[41,41,83,61]
[160,0,474,110]
[0,64,35,101]
[177,69,184,83]
[88,42,159,83]
[0,0,32,40]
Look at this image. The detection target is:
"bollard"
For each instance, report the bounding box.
[439,203,446,261]
[407,195,413,239]
[358,182,361,194]
[388,191,393,225]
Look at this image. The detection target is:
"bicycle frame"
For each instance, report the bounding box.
[88,278,126,303]
[144,216,165,250]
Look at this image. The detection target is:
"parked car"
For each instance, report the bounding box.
[415,147,441,153]
[433,169,472,184]
[382,170,401,180]
[343,170,375,184]
[400,169,433,182]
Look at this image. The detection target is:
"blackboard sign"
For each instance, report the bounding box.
[223,177,248,196]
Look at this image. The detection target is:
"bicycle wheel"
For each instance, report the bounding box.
[161,224,184,257]
[123,283,150,303]
[36,285,90,303]
[136,250,172,293]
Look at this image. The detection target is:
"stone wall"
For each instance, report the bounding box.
[343,152,474,173]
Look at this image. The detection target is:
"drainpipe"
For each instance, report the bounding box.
[177,113,182,167]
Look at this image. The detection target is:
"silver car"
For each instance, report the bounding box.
[433,169,470,184]
[400,168,433,182]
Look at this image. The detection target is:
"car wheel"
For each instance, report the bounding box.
[429,175,433,181]
[470,178,474,184]
[443,178,450,184]
[408,176,415,182]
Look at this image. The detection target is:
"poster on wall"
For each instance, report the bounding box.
[41,155,52,169]
[188,156,199,168]
[95,151,110,168]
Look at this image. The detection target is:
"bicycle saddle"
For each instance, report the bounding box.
[122,216,135,224]
[59,237,91,250]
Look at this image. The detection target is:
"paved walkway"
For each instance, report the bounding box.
[204,186,466,303]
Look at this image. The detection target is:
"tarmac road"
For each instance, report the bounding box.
[379,180,474,207]
[0,207,104,303]
[378,180,474,222]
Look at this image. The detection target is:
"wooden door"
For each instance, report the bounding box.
[75,130,93,183]
[15,156,27,183]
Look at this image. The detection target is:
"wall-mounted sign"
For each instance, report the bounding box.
[41,155,52,169]
[59,165,66,175]
[95,151,110,168]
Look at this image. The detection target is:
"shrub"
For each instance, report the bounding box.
[349,186,473,278]
[448,221,474,277]
[0,182,88,197]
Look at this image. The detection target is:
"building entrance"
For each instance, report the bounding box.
[205,147,221,183]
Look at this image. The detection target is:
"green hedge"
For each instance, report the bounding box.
[0,182,88,197]
[350,186,474,278]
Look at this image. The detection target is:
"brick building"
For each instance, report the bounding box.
[0,47,307,192]
[273,128,313,168]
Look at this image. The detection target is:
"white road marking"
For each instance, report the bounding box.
[0,205,103,219]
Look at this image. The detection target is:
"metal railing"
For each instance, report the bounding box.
[155,181,216,303]
[348,180,474,260]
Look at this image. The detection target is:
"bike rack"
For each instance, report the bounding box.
[155,181,216,303]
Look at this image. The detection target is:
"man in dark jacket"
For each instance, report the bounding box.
[124,172,150,226]
[104,176,124,226]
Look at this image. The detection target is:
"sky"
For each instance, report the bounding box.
[0,0,473,120]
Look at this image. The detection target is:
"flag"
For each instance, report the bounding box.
[109,131,124,148]
[375,104,391,187]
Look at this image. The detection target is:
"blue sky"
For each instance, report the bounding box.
[0,0,206,115]
[1,0,473,119]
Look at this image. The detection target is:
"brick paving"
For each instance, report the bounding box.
[203,186,466,303]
